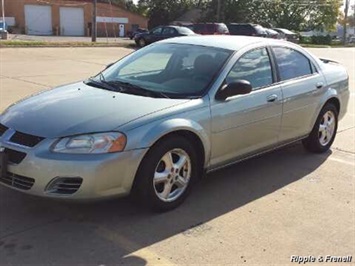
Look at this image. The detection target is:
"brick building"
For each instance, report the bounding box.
[0,0,148,37]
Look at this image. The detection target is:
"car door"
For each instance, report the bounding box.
[147,27,163,43]
[209,47,283,168]
[161,27,178,40]
[271,46,326,142]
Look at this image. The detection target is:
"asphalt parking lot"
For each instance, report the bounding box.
[0,47,354,265]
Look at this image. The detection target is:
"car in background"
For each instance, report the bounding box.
[227,23,267,37]
[134,25,196,47]
[0,21,8,32]
[265,28,282,39]
[0,36,349,211]
[190,23,229,35]
[273,28,299,43]
[128,28,148,40]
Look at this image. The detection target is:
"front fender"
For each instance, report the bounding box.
[125,117,211,167]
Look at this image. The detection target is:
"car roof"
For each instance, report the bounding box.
[160,35,293,51]
[228,23,260,26]
[193,22,225,25]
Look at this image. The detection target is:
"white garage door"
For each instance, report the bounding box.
[25,5,52,35]
[60,7,84,36]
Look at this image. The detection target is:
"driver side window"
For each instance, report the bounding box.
[152,27,162,35]
[226,48,273,90]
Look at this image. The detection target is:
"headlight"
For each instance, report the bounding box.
[52,132,126,154]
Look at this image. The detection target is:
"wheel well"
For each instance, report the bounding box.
[155,130,206,175]
[325,98,340,114]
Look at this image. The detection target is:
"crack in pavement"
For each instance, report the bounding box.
[0,218,63,240]
[0,75,49,87]
[332,147,355,155]
[337,126,355,133]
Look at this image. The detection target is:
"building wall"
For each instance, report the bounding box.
[1,0,148,36]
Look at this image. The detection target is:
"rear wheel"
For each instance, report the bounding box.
[132,136,199,212]
[138,38,146,48]
[302,103,338,153]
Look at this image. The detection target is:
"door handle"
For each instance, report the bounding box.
[316,82,323,89]
[267,94,278,102]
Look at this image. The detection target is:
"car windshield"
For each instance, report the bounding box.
[90,43,232,98]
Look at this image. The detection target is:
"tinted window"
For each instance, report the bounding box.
[205,24,215,33]
[226,48,273,89]
[273,47,312,81]
[193,24,215,34]
[162,27,176,35]
[228,24,252,35]
[193,24,205,32]
[152,27,162,35]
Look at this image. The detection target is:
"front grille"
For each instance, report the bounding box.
[0,124,8,136]
[46,177,83,195]
[9,131,44,147]
[0,172,35,190]
[4,148,27,164]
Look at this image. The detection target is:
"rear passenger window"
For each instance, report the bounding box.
[226,48,273,90]
[162,27,176,35]
[273,47,313,81]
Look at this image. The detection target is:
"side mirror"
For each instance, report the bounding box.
[215,80,252,101]
[105,62,114,70]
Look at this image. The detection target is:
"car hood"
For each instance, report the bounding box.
[0,82,190,138]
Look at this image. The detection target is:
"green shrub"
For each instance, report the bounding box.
[300,35,332,45]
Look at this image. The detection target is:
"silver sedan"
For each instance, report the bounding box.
[0,36,350,211]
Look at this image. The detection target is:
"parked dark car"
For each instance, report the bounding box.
[272,28,299,43]
[134,26,196,47]
[227,23,267,37]
[128,28,148,39]
[190,23,229,35]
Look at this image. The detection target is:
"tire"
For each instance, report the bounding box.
[138,38,146,48]
[132,136,199,212]
[302,103,338,153]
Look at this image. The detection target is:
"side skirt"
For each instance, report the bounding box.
[205,135,309,174]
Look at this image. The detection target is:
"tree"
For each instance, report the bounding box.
[201,0,253,23]
[137,0,201,28]
[251,0,341,31]
[201,0,341,32]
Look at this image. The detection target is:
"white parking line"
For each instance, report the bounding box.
[328,156,355,166]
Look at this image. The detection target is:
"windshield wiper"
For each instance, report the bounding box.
[106,80,170,99]
[85,74,123,92]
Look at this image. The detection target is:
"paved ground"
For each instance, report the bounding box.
[0,47,354,265]
[6,33,134,44]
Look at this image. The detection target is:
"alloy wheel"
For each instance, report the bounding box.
[153,148,191,202]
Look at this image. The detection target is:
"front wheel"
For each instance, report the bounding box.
[302,103,338,153]
[132,136,199,211]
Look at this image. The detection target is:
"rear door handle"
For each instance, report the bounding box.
[316,82,324,89]
[267,94,278,102]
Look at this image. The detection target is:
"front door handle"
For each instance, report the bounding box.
[316,82,324,89]
[267,94,278,102]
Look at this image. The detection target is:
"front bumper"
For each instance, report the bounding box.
[0,137,148,200]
